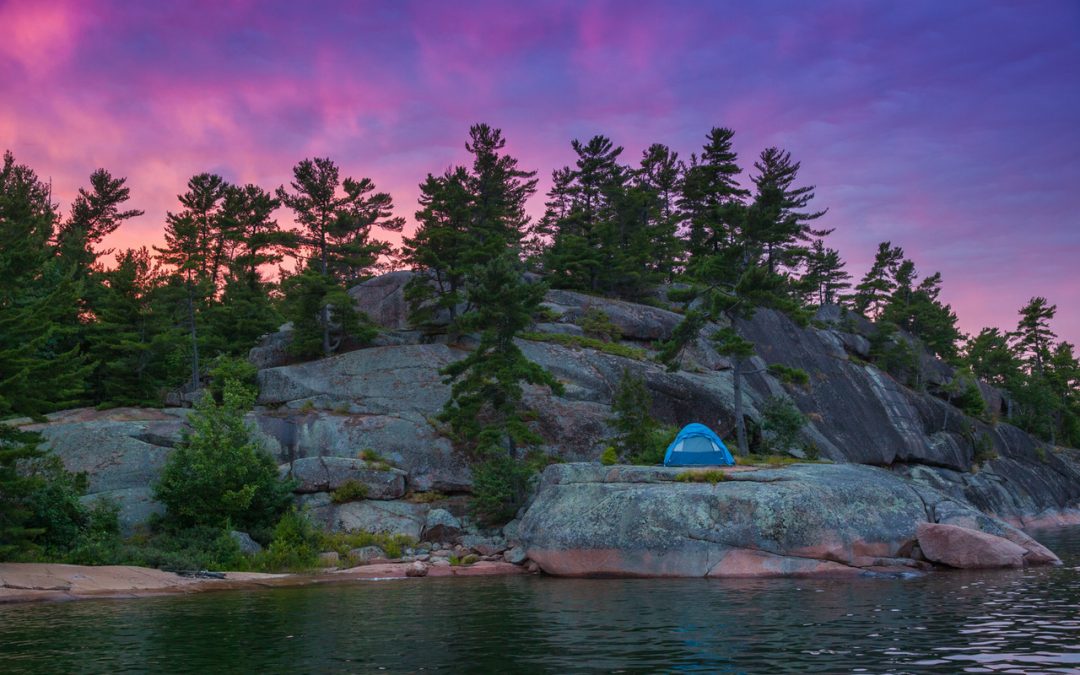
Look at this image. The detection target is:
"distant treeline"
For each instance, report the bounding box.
[0,124,1076,448]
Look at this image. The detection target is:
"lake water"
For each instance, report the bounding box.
[3,528,1079,673]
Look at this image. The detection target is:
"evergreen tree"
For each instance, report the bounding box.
[853,242,904,317]
[438,254,562,457]
[542,136,632,295]
[54,168,144,280]
[608,369,658,461]
[402,168,474,327]
[87,247,166,405]
[745,146,828,275]
[802,239,851,305]
[636,143,684,281]
[1013,297,1056,377]
[0,151,89,417]
[155,379,294,530]
[965,328,1022,391]
[402,124,537,328]
[678,127,749,262]
[0,425,46,557]
[154,174,231,391]
[277,158,402,357]
[880,265,962,362]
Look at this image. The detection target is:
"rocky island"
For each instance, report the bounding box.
[7,271,1076,593]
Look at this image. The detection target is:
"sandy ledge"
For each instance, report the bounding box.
[0,560,527,605]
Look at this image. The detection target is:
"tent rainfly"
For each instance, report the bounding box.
[663,423,735,467]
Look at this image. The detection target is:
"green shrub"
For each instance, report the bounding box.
[519,332,647,360]
[408,491,447,504]
[359,448,384,462]
[609,369,656,461]
[470,453,534,525]
[600,446,618,465]
[972,432,997,465]
[630,425,679,465]
[767,364,811,388]
[330,479,369,504]
[578,308,622,343]
[208,356,258,403]
[675,469,727,484]
[316,531,414,560]
[253,510,318,572]
[155,381,295,531]
[760,396,806,454]
[802,442,821,461]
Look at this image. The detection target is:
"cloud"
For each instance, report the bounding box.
[2,0,1077,343]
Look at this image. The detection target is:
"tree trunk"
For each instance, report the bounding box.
[187,285,200,394]
[733,355,748,456]
[320,231,332,358]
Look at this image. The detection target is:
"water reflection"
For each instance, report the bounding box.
[2,528,1079,673]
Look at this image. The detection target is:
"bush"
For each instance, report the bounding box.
[253,510,318,572]
[760,397,806,454]
[519,332,647,360]
[208,356,258,403]
[331,479,369,504]
[630,425,679,465]
[609,369,656,461]
[317,531,415,560]
[155,381,295,531]
[767,364,811,388]
[675,469,727,484]
[600,446,618,465]
[578,309,622,343]
[972,432,997,465]
[470,453,534,525]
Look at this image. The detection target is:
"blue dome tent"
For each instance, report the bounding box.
[663,423,735,467]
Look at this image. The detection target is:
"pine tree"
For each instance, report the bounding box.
[542,136,630,294]
[154,380,293,530]
[746,147,828,275]
[637,143,684,281]
[277,157,402,357]
[853,242,904,317]
[438,254,562,457]
[154,174,231,391]
[678,127,749,262]
[87,247,165,405]
[1014,297,1056,377]
[0,151,89,417]
[0,425,47,557]
[402,168,474,327]
[609,369,659,461]
[965,328,1022,391]
[802,239,851,305]
[402,124,538,328]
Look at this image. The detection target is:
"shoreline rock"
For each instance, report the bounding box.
[0,559,530,605]
[519,463,1063,578]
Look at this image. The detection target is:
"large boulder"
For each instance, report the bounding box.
[347,271,415,331]
[282,456,406,499]
[301,495,429,539]
[542,289,683,342]
[915,523,1026,569]
[519,462,1058,578]
[421,508,463,542]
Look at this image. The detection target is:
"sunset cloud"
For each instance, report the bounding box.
[1,0,1077,342]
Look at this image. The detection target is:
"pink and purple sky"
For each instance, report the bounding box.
[2,0,1078,343]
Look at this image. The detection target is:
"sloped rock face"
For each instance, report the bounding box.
[282,456,406,499]
[25,408,190,533]
[519,463,1059,578]
[541,289,683,341]
[255,344,472,491]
